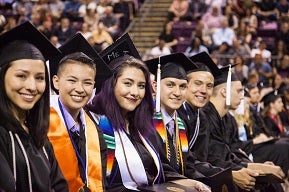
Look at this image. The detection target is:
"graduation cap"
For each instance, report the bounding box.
[188,52,221,78]
[261,90,282,107]
[145,52,198,113]
[214,64,239,106]
[49,33,112,91]
[100,33,141,67]
[145,52,198,80]
[0,21,60,67]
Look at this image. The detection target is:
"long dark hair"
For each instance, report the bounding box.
[0,61,50,148]
[87,57,155,137]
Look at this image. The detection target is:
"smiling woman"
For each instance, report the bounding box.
[87,35,159,190]
[5,59,46,112]
[0,21,68,191]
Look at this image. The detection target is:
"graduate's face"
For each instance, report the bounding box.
[53,62,95,115]
[229,81,244,110]
[160,77,187,116]
[5,59,46,114]
[270,98,284,113]
[186,71,214,109]
[114,66,146,116]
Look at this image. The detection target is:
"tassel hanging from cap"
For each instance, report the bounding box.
[226,64,232,106]
[155,57,161,113]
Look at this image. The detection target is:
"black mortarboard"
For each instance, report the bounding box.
[49,33,112,89]
[145,52,198,80]
[214,64,239,87]
[100,33,141,67]
[261,90,282,107]
[0,21,60,67]
[188,52,221,78]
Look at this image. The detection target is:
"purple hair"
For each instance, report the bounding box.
[87,56,155,137]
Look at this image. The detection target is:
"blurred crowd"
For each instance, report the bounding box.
[149,0,289,95]
[1,0,289,100]
[0,0,142,52]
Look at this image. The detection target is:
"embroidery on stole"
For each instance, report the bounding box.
[99,116,162,190]
[153,113,188,174]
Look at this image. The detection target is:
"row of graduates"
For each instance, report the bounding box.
[0,21,288,192]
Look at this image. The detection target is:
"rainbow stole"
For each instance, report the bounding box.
[99,116,115,177]
[99,116,163,184]
[153,113,188,174]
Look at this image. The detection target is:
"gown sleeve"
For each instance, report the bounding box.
[44,139,69,192]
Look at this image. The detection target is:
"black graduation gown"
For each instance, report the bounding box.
[178,103,210,162]
[247,105,272,140]
[224,112,289,176]
[0,126,68,192]
[177,104,225,180]
[203,103,284,192]
[0,151,15,192]
[149,113,224,187]
[106,131,161,192]
[149,130,201,181]
[203,102,250,170]
[263,111,289,138]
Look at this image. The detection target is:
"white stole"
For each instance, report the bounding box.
[114,129,160,190]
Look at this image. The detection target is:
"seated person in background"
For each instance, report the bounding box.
[255,0,279,23]
[273,54,289,86]
[262,90,289,138]
[61,0,82,21]
[247,72,260,88]
[201,6,225,35]
[189,0,207,21]
[231,55,249,85]
[184,37,208,57]
[211,42,233,67]
[231,38,251,59]
[99,6,120,40]
[276,0,289,18]
[224,4,239,31]
[149,38,171,58]
[52,17,76,45]
[212,18,236,49]
[90,22,113,53]
[155,21,178,53]
[249,53,273,88]
[272,73,287,94]
[167,0,191,22]
[251,41,272,63]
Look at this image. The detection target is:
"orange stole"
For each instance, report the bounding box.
[48,107,103,192]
